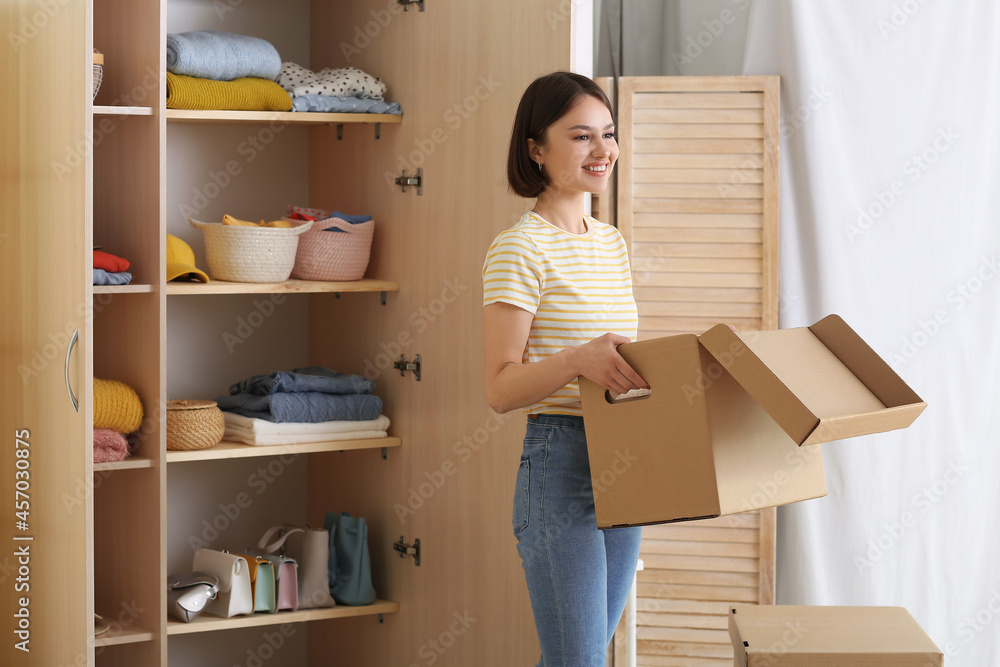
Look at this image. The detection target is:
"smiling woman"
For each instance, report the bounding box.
[482,71,646,667]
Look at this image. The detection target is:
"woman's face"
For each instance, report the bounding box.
[530,94,618,197]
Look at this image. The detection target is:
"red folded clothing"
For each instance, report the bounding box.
[94,249,130,273]
[94,428,129,463]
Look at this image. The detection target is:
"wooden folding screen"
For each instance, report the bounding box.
[600,76,781,666]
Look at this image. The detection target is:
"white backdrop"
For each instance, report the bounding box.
[743,2,1000,664]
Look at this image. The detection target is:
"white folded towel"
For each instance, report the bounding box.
[223,412,390,435]
[224,429,388,446]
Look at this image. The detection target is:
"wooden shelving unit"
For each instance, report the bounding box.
[94,457,157,472]
[94,105,155,116]
[167,436,401,463]
[166,109,402,126]
[93,284,155,294]
[93,626,158,647]
[166,278,399,296]
[167,600,399,636]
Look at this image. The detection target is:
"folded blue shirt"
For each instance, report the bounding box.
[291,93,402,115]
[93,268,132,286]
[216,391,383,423]
[230,369,374,396]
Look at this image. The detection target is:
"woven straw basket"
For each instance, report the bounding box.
[286,216,374,281]
[93,50,104,100]
[166,400,225,451]
[189,218,313,283]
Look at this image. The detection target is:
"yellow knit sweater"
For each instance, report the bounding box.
[166,72,293,111]
[93,379,144,434]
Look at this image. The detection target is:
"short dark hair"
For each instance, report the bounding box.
[507,71,615,199]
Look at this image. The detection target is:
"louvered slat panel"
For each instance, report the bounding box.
[632,273,763,289]
[636,612,729,631]
[634,183,763,199]
[634,198,762,214]
[637,138,765,153]
[614,76,780,667]
[633,287,760,305]
[633,213,762,229]
[636,168,764,185]
[632,241,761,258]
[635,91,763,108]
[635,153,763,169]
[634,108,765,124]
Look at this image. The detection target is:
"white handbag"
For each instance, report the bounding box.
[192,549,254,618]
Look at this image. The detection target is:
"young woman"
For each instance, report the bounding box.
[482,71,648,666]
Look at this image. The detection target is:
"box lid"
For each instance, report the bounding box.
[699,315,926,446]
[729,605,943,666]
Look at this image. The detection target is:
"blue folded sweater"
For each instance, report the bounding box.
[230,369,374,396]
[167,30,282,82]
[215,391,383,423]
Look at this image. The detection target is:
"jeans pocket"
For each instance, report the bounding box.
[512,458,530,537]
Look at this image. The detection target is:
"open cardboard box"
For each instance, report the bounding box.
[728,605,943,666]
[579,315,926,528]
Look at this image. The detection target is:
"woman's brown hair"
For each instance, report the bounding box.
[506,71,615,199]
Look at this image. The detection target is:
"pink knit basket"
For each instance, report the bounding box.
[284,207,374,281]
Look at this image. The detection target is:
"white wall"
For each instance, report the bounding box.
[595,0,751,77]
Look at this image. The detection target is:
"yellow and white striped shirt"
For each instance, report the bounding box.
[482,212,639,416]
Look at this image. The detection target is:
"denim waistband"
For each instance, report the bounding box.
[527,413,585,428]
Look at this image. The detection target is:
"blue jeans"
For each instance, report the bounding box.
[513,414,642,667]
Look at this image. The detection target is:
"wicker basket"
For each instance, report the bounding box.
[93,50,104,100]
[189,218,312,283]
[166,400,225,451]
[286,215,374,281]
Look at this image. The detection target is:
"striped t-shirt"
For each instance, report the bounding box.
[482,212,639,416]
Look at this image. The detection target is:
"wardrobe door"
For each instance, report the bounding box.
[0,2,94,666]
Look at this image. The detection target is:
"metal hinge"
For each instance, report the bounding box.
[393,536,421,565]
[393,353,421,381]
[394,168,423,195]
[397,0,425,11]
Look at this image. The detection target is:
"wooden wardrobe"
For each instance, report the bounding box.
[0,0,579,665]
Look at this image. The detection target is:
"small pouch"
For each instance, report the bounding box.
[167,571,219,623]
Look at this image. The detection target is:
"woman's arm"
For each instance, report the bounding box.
[484,302,648,414]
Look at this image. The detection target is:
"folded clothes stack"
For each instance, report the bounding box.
[93,249,132,286]
[93,378,144,462]
[216,367,386,443]
[276,63,401,115]
[166,30,291,111]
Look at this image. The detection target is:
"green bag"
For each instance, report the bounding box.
[234,553,276,614]
[324,512,376,606]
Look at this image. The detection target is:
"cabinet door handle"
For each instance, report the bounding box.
[64,328,79,412]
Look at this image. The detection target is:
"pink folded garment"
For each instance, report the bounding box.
[94,428,129,463]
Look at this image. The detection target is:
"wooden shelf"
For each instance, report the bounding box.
[94,105,155,116]
[166,278,399,296]
[94,284,154,294]
[166,109,402,126]
[167,436,400,463]
[94,457,156,472]
[167,600,399,635]
[93,625,156,647]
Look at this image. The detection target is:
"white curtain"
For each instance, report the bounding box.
[743,2,1000,664]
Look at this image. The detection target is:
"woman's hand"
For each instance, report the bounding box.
[569,333,648,396]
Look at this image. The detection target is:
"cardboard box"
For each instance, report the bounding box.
[728,605,944,666]
[579,315,926,528]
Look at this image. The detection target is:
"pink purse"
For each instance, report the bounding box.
[243,549,298,612]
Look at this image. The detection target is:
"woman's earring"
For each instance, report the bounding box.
[536,162,543,173]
